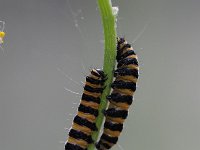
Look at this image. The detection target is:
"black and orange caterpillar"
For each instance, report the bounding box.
[96,37,139,150]
[65,69,106,150]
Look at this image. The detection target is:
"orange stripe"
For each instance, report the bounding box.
[109,100,130,110]
[80,100,99,109]
[72,123,92,135]
[116,75,138,83]
[67,137,88,149]
[104,128,121,137]
[77,111,96,122]
[85,81,101,88]
[113,88,134,96]
[106,116,125,124]
[83,90,102,98]
[120,64,139,70]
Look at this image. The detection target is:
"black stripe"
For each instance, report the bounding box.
[116,47,136,62]
[105,108,128,119]
[117,49,136,62]
[117,57,138,68]
[101,134,118,144]
[78,104,98,117]
[81,93,100,104]
[69,129,93,143]
[84,85,104,93]
[73,116,97,131]
[111,80,136,91]
[102,142,112,149]
[117,43,131,53]
[114,68,139,78]
[96,141,112,150]
[107,93,133,105]
[104,121,123,132]
[65,142,86,150]
[86,76,104,85]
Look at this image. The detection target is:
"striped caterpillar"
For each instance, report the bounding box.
[65,69,106,150]
[96,37,139,150]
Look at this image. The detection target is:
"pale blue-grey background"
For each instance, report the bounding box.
[1,0,200,150]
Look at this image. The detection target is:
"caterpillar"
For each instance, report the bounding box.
[96,37,139,150]
[65,69,106,150]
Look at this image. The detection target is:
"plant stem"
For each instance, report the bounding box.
[88,0,117,149]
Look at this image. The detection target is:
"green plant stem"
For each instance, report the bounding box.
[88,0,117,149]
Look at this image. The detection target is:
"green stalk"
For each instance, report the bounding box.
[88,0,118,149]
